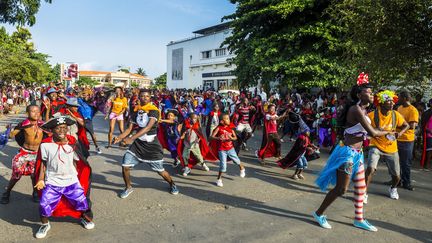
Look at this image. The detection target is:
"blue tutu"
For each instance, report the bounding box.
[315,143,363,192]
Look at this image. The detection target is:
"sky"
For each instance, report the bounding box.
[1,0,236,79]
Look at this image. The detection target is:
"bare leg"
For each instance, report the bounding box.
[40,216,49,224]
[4,178,19,193]
[107,119,116,147]
[89,132,99,148]
[217,171,223,180]
[316,169,351,216]
[158,171,175,186]
[118,119,125,134]
[122,166,132,189]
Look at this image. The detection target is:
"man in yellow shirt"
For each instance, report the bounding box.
[397,91,419,191]
[365,90,409,201]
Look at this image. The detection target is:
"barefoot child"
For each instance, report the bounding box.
[1,105,45,204]
[210,113,246,187]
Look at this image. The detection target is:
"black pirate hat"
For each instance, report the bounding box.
[42,116,76,130]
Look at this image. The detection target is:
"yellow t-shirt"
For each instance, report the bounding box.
[368,108,405,153]
[111,97,128,114]
[397,105,419,142]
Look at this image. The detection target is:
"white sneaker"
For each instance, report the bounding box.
[81,218,95,230]
[35,223,51,239]
[280,139,285,143]
[240,169,246,178]
[182,167,191,177]
[216,179,223,187]
[202,163,210,172]
[363,194,368,204]
[291,174,299,180]
[389,187,399,200]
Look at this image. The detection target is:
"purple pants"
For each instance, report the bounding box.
[40,182,88,217]
[319,128,332,147]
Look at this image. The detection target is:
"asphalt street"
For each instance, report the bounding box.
[0,113,431,243]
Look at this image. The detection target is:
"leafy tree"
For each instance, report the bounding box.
[153,72,167,89]
[131,81,139,88]
[0,26,52,85]
[117,67,130,73]
[136,67,146,76]
[223,0,352,90]
[0,0,52,26]
[76,76,99,87]
[331,0,432,90]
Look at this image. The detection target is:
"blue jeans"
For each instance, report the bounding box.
[397,141,414,186]
[296,153,308,169]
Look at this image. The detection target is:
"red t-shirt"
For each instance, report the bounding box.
[265,113,278,134]
[216,125,235,151]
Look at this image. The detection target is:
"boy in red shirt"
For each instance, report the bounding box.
[211,114,245,187]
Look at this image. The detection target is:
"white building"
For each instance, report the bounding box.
[167,22,237,91]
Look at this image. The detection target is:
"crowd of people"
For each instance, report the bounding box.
[0,74,431,238]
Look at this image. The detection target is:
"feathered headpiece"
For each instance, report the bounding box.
[357,72,369,85]
[375,90,398,105]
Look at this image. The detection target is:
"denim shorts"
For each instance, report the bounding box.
[218,148,241,172]
[121,151,165,172]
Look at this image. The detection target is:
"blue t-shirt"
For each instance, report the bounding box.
[78,98,96,120]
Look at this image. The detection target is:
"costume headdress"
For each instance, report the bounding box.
[375,90,398,104]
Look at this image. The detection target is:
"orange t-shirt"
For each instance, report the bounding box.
[397,105,419,142]
[368,108,405,153]
[111,97,128,114]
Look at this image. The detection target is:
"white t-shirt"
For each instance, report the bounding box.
[40,142,79,187]
[260,91,267,102]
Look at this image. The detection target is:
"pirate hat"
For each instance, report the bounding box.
[46,87,58,94]
[165,108,179,116]
[66,97,80,107]
[42,116,76,130]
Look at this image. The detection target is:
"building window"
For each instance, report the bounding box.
[215,48,226,57]
[201,50,212,59]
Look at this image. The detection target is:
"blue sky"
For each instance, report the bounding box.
[2,0,236,78]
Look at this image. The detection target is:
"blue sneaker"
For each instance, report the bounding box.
[119,187,133,199]
[354,219,378,232]
[313,212,332,229]
[170,185,179,195]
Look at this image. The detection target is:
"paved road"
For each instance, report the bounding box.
[0,113,431,242]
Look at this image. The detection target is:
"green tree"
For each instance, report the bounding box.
[0,26,52,85]
[76,76,99,87]
[131,81,139,88]
[223,0,352,90]
[136,67,146,76]
[0,0,52,26]
[331,0,432,90]
[153,72,167,89]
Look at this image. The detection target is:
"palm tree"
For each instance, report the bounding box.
[136,67,146,76]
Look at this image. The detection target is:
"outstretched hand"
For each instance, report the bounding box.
[34,180,45,190]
